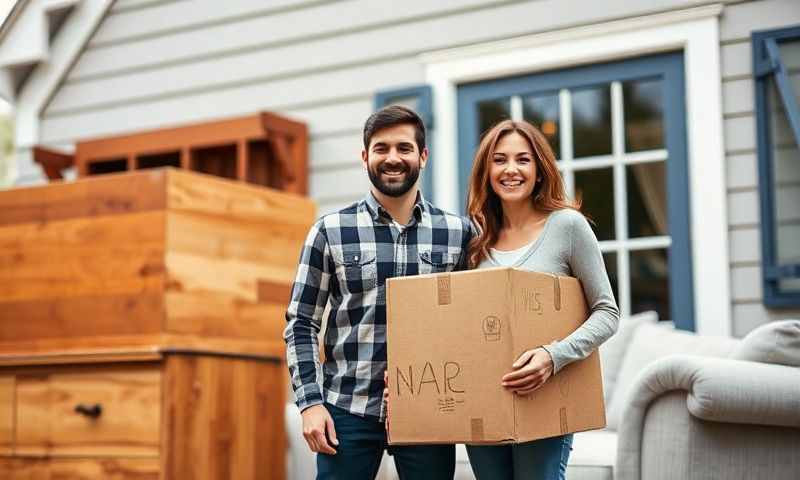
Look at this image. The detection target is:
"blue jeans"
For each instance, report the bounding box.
[466,434,574,480]
[316,404,455,480]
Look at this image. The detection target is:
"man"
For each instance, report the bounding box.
[284,105,472,479]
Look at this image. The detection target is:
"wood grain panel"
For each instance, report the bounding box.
[0,294,164,343]
[166,169,314,228]
[0,170,167,226]
[165,251,293,303]
[166,209,307,271]
[0,214,165,303]
[0,376,13,455]
[16,366,161,457]
[162,355,285,479]
[165,291,285,342]
[0,457,160,479]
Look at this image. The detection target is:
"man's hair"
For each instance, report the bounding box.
[363,105,426,152]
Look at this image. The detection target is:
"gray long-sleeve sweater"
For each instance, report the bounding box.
[478,208,620,374]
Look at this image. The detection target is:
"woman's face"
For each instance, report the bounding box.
[489,132,538,206]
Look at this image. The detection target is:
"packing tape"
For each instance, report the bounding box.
[559,407,568,434]
[437,274,452,305]
[553,276,561,311]
[471,418,484,441]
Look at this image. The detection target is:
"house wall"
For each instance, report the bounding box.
[30,0,800,334]
[718,0,800,335]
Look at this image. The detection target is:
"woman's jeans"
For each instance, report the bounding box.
[466,434,574,480]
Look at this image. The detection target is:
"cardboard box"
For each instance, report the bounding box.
[386,267,606,444]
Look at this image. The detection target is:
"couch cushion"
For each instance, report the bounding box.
[605,323,740,430]
[599,311,658,405]
[730,320,800,367]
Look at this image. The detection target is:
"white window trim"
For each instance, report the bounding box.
[424,3,731,336]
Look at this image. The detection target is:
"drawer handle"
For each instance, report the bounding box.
[74,403,103,419]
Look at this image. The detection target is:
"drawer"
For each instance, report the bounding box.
[0,457,160,479]
[15,365,161,457]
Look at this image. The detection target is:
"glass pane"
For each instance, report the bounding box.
[623,79,665,152]
[522,92,561,159]
[602,251,619,305]
[572,85,612,158]
[574,168,614,241]
[627,162,668,237]
[630,248,671,320]
[477,98,511,139]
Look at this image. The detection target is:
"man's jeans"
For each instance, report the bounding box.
[316,403,455,480]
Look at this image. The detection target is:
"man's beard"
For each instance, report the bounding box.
[368,161,420,198]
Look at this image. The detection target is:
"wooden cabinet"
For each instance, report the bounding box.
[0,170,316,479]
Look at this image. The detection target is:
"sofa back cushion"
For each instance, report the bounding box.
[730,320,800,366]
[599,311,658,404]
[605,323,740,430]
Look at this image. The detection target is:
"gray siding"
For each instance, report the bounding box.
[33,0,800,333]
[42,0,725,213]
[719,0,800,335]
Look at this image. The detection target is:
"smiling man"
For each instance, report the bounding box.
[284,105,472,479]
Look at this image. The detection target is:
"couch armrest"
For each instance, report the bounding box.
[616,355,800,480]
[684,357,800,427]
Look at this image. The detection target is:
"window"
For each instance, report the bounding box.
[457,53,694,329]
[753,26,800,308]
[374,86,434,198]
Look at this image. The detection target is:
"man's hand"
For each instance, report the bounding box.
[501,347,554,396]
[301,404,339,455]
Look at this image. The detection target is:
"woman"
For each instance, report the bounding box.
[464,120,619,480]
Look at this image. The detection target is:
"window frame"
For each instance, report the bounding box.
[752,25,800,308]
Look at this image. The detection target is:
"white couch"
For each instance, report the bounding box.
[285,315,800,479]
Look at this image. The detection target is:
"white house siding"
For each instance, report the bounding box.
[33,0,800,333]
[718,0,800,336]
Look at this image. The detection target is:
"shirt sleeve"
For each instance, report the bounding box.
[455,216,477,271]
[542,212,620,374]
[283,219,332,411]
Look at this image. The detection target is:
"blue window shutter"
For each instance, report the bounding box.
[373,85,434,199]
[752,25,800,307]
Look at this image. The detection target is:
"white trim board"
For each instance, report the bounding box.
[424,3,731,336]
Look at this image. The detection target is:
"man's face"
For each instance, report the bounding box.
[362,124,428,198]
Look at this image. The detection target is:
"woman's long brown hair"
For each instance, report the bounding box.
[466,120,581,269]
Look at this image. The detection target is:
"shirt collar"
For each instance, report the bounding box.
[364,190,427,225]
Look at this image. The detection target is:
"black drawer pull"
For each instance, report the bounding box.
[74,403,102,419]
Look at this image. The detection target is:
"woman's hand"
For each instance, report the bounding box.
[501,347,554,396]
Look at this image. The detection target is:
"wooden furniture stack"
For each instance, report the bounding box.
[34,112,308,196]
[0,168,315,479]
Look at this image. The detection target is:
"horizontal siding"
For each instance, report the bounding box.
[719,0,800,41]
[731,303,798,337]
[39,57,422,142]
[310,165,368,202]
[75,0,506,80]
[98,0,324,45]
[720,0,800,333]
[729,227,760,263]
[725,152,758,190]
[47,0,716,116]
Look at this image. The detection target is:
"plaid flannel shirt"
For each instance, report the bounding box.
[284,191,472,421]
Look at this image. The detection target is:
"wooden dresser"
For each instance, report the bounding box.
[0,169,315,479]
